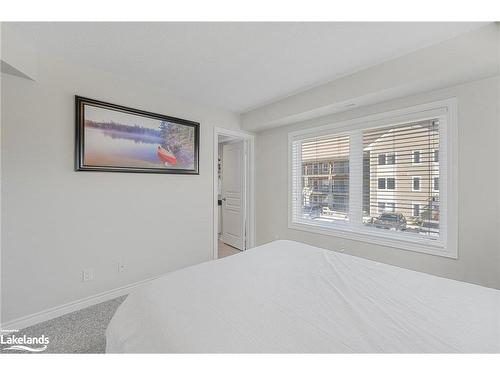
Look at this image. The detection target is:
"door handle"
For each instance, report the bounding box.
[222,197,227,201]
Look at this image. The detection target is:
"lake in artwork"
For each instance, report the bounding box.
[82,104,196,170]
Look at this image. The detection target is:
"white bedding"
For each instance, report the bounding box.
[106,240,500,353]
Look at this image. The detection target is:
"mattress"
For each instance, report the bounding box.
[106,240,500,353]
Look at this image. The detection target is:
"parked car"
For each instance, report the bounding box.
[374,212,407,231]
[303,205,321,219]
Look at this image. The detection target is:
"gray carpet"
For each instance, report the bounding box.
[0,295,126,354]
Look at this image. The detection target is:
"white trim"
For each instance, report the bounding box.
[289,221,448,258]
[213,127,255,260]
[289,100,450,140]
[288,98,458,259]
[0,275,159,331]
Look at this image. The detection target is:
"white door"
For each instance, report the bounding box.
[221,141,246,250]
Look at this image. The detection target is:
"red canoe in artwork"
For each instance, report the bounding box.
[157,146,177,165]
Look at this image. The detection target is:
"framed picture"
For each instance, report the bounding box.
[75,96,199,174]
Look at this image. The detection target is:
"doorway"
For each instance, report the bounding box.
[213,128,254,259]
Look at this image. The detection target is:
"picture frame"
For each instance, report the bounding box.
[75,96,200,174]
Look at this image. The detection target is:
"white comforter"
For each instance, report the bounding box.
[106,240,500,353]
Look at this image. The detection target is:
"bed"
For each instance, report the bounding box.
[106,240,500,353]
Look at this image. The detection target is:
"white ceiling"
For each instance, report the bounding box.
[9,22,488,113]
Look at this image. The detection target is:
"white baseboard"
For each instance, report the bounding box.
[0,275,159,331]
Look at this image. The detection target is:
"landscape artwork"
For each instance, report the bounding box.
[75,97,199,174]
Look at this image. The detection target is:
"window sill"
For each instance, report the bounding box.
[288,221,457,259]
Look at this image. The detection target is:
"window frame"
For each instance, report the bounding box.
[386,177,396,190]
[411,176,421,192]
[412,202,420,217]
[412,150,422,164]
[288,99,458,258]
[378,178,386,190]
[433,177,439,191]
[387,152,396,165]
[433,149,439,163]
[378,153,386,165]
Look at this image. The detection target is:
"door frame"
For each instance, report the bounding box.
[213,127,255,259]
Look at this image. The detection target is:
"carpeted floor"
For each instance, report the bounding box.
[2,246,240,354]
[0,296,127,354]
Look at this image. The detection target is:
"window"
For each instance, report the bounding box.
[378,202,386,212]
[412,176,421,191]
[290,99,457,258]
[433,177,439,191]
[290,133,350,226]
[322,163,330,174]
[378,178,386,189]
[413,150,421,164]
[387,153,396,165]
[378,154,386,165]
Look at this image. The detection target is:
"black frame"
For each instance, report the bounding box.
[75,96,200,174]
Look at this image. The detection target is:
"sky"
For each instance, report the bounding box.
[85,104,165,130]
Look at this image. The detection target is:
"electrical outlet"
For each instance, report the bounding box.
[118,262,127,273]
[82,268,94,282]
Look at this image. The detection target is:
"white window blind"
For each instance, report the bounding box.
[289,100,456,257]
[362,120,440,240]
[291,133,350,228]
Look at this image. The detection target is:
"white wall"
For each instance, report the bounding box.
[1,50,240,323]
[255,76,500,289]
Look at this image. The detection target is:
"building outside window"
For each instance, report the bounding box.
[378,178,386,189]
[378,154,386,165]
[412,176,421,191]
[434,177,439,191]
[413,150,421,164]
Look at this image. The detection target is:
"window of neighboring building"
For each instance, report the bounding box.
[387,153,396,165]
[434,177,439,191]
[313,163,319,174]
[413,203,420,217]
[289,99,457,258]
[378,154,386,165]
[413,150,421,164]
[322,163,330,174]
[412,176,421,191]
